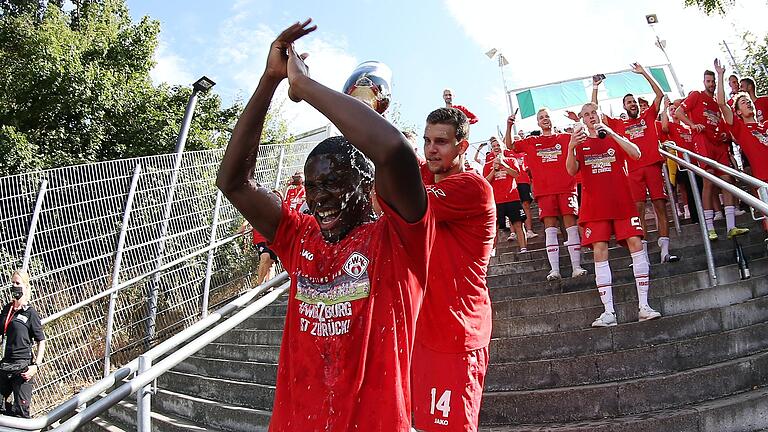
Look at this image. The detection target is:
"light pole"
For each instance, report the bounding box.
[485,48,516,134]
[646,14,685,97]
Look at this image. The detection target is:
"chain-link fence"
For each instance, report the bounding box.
[0,130,328,415]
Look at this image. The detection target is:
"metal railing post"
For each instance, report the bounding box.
[137,355,152,432]
[147,87,203,348]
[274,146,286,190]
[662,162,682,234]
[684,153,718,286]
[21,179,48,272]
[200,191,223,318]
[103,164,142,377]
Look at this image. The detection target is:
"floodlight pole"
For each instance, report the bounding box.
[648,19,685,98]
[487,49,517,135]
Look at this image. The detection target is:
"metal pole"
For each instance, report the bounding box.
[200,191,223,318]
[136,355,152,432]
[103,164,142,377]
[721,40,741,74]
[147,88,202,347]
[684,153,718,286]
[21,179,48,272]
[274,147,286,190]
[662,163,682,234]
[653,33,685,98]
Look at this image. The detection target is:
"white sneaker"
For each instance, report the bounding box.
[507,233,517,241]
[571,267,588,277]
[519,247,528,253]
[713,211,724,221]
[591,311,617,327]
[546,270,561,281]
[526,230,538,239]
[490,248,496,257]
[638,305,662,321]
[683,207,691,219]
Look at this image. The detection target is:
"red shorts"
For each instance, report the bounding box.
[580,217,644,248]
[537,192,579,219]
[412,342,489,432]
[693,133,731,175]
[628,163,667,202]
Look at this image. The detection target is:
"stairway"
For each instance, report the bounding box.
[85,204,768,431]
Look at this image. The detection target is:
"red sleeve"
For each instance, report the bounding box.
[513,136,532,154]
[681,91,699,113]
[603,115,620,131]
[269,202,313,273]
[453,105,478,124]
[376,193,436,277]
[427,173,493,222]
[482,161,493,179]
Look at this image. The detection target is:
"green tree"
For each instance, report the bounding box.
[683,0,735,15]
[737,32,768,93]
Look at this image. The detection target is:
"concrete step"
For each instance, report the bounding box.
[196,342,280,363]
[153,388,271,432]
[173,356,277,385]
[478,386,768,431]
[80,416,130,432]
[100,397,224,432]
[157,371,275,411]
[490,293,768,363]
[214,328,283,346]
[479,349,768,424]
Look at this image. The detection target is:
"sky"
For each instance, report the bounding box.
[127,0,768,151]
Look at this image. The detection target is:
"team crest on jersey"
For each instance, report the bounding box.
[607,148,615,156]
[343,252,370,278]
[585,228,592,238]
[555,144,562,150]
[640,119,646,127]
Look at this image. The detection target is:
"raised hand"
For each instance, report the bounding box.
[287,44,311,102]
[564,110,580,122]
[630,62,645,74]
[714,58,726,76]
[507,115,516,128]
[569,124,587,148]
[592,75,603,86]
[264,19,316,81]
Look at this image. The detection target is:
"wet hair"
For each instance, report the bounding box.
[307,136,374,188]
[426,107,469,142]
[623,93,635,105]
[704,70,716,78]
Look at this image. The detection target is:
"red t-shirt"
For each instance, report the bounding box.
[605,104,664,171]
[252,229,266,245]
[513,134,576,196]
[268,198,435,431]
[452,104,478,124]
[417,172,495,352]
[284,185,306,211]
[575,137,637,222]
[664,122,697,153]
[418,157,435,186]
[728,117,768,181]
[681,90,722,142]
[754,96,768,123]
[482,150,521,203]
[510,151,531,184]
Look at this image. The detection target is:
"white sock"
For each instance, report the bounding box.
[658,236,670,260]
[725,205,736,231]
[545,227,560,273]
[565,226,582,270]
[594,260,614,314]
[631,250,651,308]
[642,240,649,261]
[704,210,715,231]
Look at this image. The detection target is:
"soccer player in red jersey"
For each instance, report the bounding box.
[566,103,662,327]
[282,171,306,211]
[594,63,679,263]
[740,77,768,123]
[506,109,587,281]
[483,140,527,251]
[412,107,495,432]
[676,69,750,241]
[660,97,699,221]
[217,20,435,431]
[443,88,479,124]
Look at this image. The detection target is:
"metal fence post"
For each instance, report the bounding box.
[662,163,682,234]
[200,191,223,318]
[147,87,203,347]
[103,164,142,377]
[21,179,48,272]
[137,354,152,432]
[685,153,717,286]
[274,147,286,190]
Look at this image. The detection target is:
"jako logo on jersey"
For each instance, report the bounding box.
[343,252,369,278]
[585,228,592,238]
[301,250,314,261]
[426,186,446,198]
[607,148,615,156]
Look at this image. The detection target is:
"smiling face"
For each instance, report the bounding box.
[536,109,552,131]
[734,94,755,119]
[623,94,639,119]
[423,123,467,178]
[704,72,716,95]
[304,153,372,243]
[443,89,453,105]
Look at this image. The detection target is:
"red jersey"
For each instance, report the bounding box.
[284,185,306,211]
[511,151,530,184]
[728,117,768,181]
[575,137,637,222]
[514,134,576,196]
[483,150,521,203]
[417,172,495,352]
[452,104,478,124]
[605,105,664,171]
[664,122,697,153]
[754,96,768,123]
[268,198,435,431]
[418,156,435,186]
[681,91,722,141]
[252,228,266,245]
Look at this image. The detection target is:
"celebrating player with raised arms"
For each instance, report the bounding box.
[216,19,435,431]
[506,109,587,281]
[566,103,662,327]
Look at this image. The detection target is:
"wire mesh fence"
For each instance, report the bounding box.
[0,134,325,415]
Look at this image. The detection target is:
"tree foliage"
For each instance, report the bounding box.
[683,0,735,15]
[0,0,288,177]
[737,32,768,93]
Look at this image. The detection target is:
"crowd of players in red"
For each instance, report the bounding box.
[218,19,768,432]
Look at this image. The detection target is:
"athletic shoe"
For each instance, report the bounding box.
[490,248,496,257]
[546,270,561,281]
[708,229,718,241]
[591,311,617,327]
[571,267,588,277]
[713,211,724,221]
[507,233,517,241]
[683,207,691,219]
[638,305,662,321]
[526,230,539,239]
[735,208,746,216]
[661,254,680,263]
[727,227,750,239]
[519,247,528,253]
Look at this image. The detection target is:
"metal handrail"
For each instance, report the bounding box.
[0,272,289,431]
[663,142,768,191]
